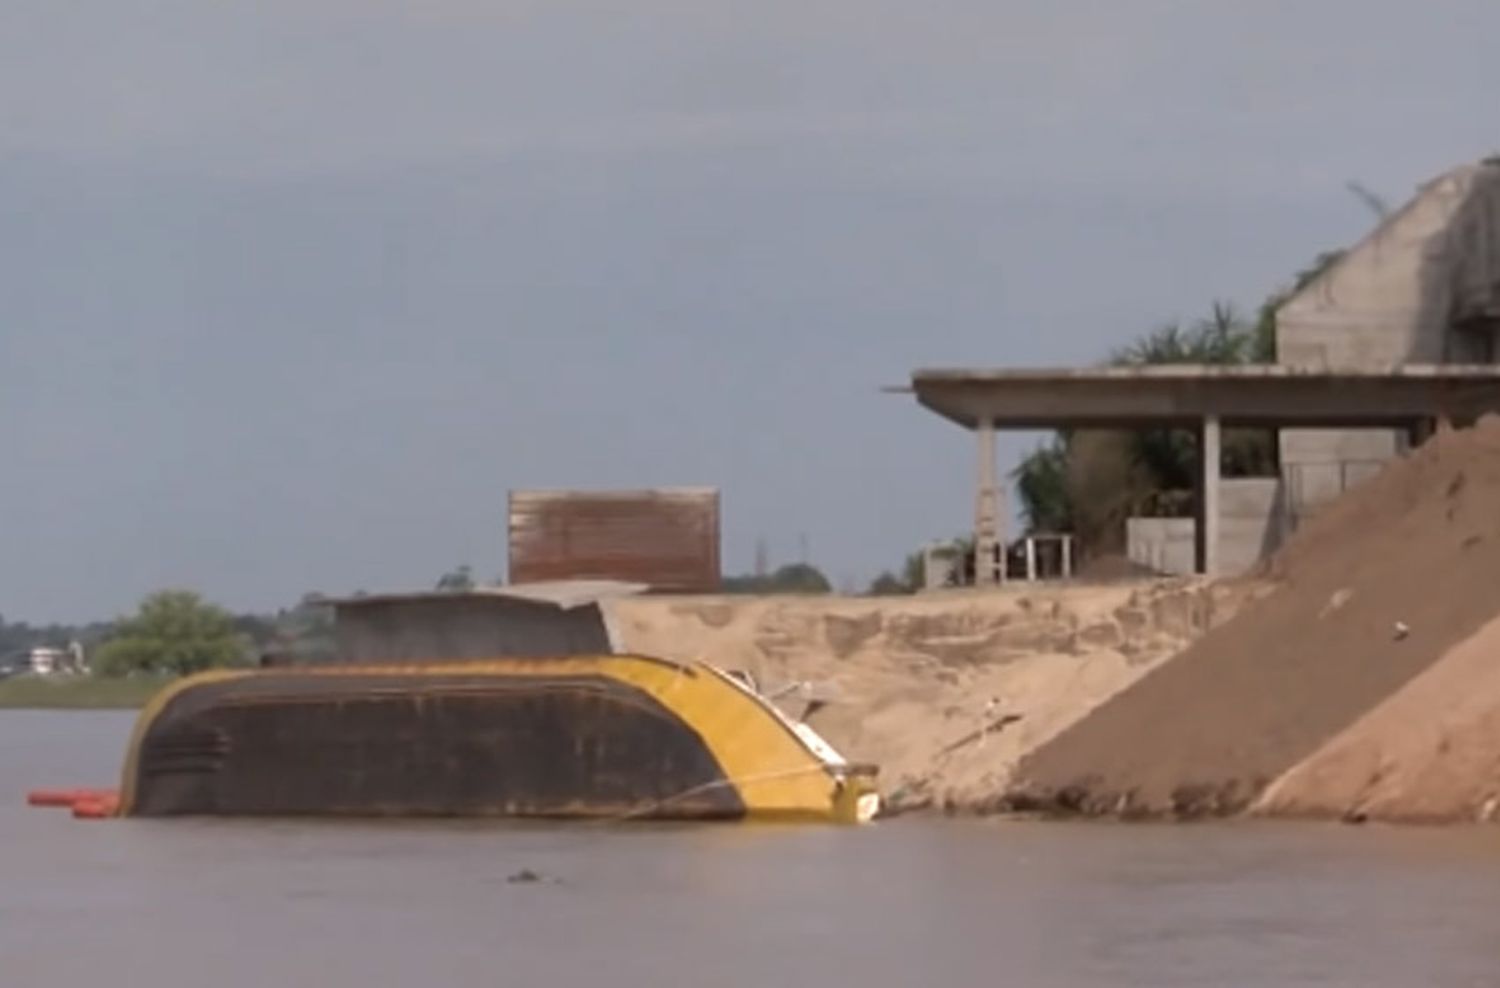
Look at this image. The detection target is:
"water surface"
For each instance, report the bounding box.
[3,711,1497,987]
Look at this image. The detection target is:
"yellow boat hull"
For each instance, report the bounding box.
[119,655,879,824]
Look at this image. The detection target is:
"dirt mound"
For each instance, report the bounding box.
[607,581,1239,813]
[1003,416,1500,819]
[1253,612,1500,824]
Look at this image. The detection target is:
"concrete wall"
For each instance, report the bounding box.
[1276,161,1500,519]
[332,597,613,663]
[1128,478,1286,576]
[1126,518,1196,577]
[1280,431,1402,523]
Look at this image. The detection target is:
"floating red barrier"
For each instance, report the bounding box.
[27,789,84,808]
[26,788,119,812]
[71,795,120,820]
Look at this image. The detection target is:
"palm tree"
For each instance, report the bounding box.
[1013,300,1280,556]
[1014,436,1072,534]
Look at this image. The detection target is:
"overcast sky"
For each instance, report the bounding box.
[3,1,1496,622]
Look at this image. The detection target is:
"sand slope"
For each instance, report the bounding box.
[1254,612,1500,823]
[1004,418,1500,818]
[608,581,1240,811]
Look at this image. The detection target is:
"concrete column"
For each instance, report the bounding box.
[975,418,1000,586]
[1194,415,1221,577]
[1024,537,1037,582]
[1409,418,1435,450]
[1061,535,1073,580]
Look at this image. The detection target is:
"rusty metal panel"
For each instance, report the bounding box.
[508,488,721,592]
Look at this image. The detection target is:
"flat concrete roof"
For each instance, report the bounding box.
[899,364,1500,429]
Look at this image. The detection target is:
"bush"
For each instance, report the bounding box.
[95,591,248,677]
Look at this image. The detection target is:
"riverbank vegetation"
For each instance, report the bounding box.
[4,591,335,674]
[0,674,173,710]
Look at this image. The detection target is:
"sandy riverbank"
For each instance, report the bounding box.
[1000,417,1500,823]
[610,579,1251,813]
[1253,610,1500,824]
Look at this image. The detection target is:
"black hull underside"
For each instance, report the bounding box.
[129,672,746,819]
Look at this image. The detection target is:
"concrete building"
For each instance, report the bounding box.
[25,643,86,676]
[907,365,1500,580]
[1278,159,1500,525]
[903,157,1500,580]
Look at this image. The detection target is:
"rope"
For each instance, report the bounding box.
[587,763,841,825]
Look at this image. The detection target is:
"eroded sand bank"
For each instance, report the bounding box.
[1002,418,1500,821]
[609,580,1246,812]
[1254,612,1500,824]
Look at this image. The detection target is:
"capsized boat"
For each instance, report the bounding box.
[116,653,880,823]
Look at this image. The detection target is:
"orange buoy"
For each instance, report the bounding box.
[71,794,120,820]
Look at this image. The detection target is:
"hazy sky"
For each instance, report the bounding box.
[3,1,1496,621]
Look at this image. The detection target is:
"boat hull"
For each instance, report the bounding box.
[119,655,878,823]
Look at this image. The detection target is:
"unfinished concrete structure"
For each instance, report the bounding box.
[907,365,1500,578]
[906,158,1500,579]
[1278,159,1500,524]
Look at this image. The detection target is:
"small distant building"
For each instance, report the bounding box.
[28,648,59,676]
[27,643,86,676]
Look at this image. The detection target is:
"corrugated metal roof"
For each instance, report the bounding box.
[508,488,721,593]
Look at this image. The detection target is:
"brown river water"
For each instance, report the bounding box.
[3,710,1499,987]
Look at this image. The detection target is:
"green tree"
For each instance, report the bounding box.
[435,565,474,592]
[723,563,832,595]
[1253,249,1343,362]
[255,594,336,666]
[866,550,929,595]
[95,591,247,677]
[1115,303,1275,486]
[1012,298,1287,557]
[1014,436,1073,534]
[866,572,908,595]
[1110,302,1253,367]
[767,563,831,593]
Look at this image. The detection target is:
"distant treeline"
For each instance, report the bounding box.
[0,593,335,675]
[2,556,919,679]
